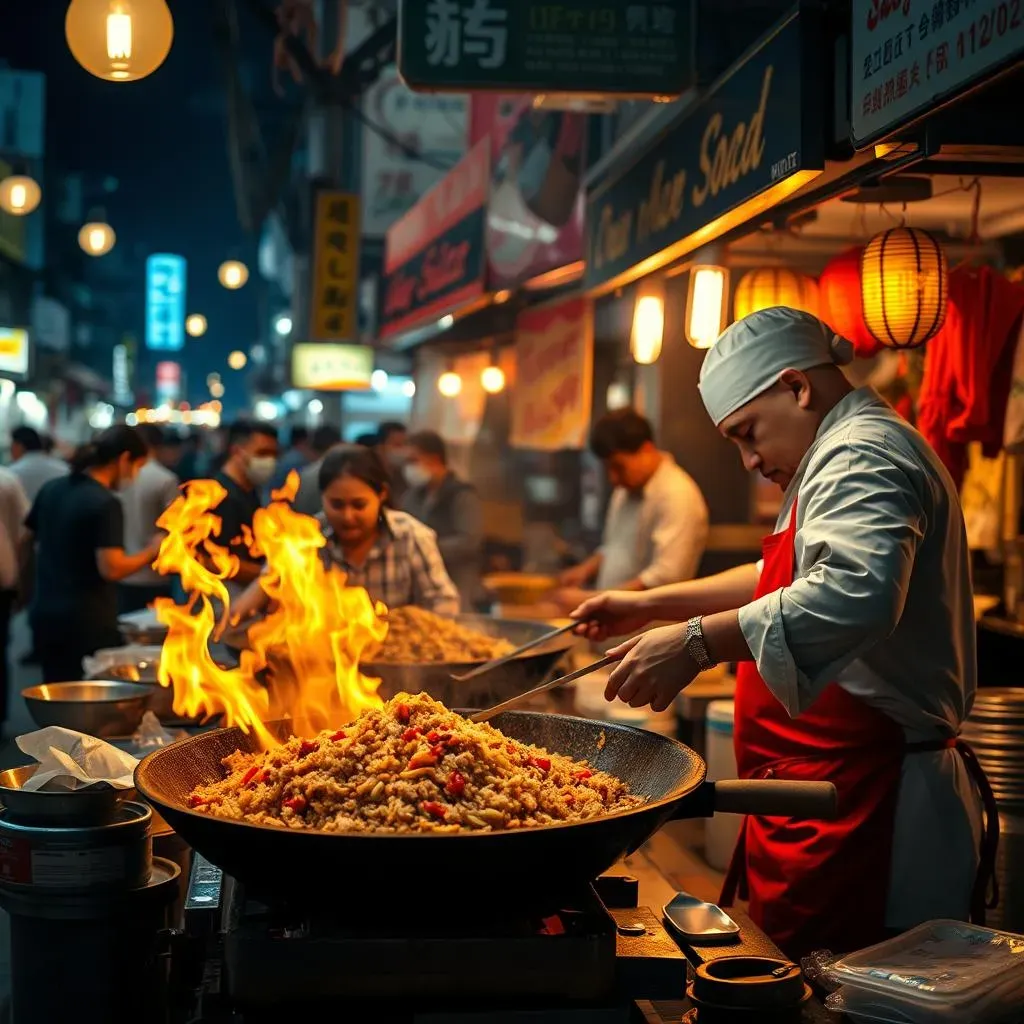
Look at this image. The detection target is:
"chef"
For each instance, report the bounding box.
[573,306,997,958]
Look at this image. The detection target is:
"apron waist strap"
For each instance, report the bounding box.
[903,734,1000,925]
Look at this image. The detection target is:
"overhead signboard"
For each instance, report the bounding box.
[851,0,1024,147]
[309,191,361,342]
[292,343,374,391]
[145,254,187,352]
[584,9,824,294]
[379,138,489,339]
[0,327,30,380]
[398,0,695,99]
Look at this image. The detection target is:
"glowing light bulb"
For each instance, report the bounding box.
[0,175,41,217]
[66,0,173,83]
[219,260,249,290]
[228,350,247,371]
[78,221,116,256]
[438,371,462,397]
[185,314,207,338]
[481,365,506,394]
[10,184,26,210]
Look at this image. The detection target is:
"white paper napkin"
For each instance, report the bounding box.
[15,727,140,792]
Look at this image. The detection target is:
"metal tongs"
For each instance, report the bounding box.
[451,620,582,682]
[469,655,618,723]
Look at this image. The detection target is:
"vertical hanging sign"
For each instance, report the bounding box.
[309,191,361,342]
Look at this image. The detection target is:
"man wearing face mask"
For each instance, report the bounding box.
[401,430,483,611]
[212,420,279,595]
[376,421,409,507]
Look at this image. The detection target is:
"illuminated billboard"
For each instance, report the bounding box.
[145,253,186,351]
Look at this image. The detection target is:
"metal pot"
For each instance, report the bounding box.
[22,681,154,737]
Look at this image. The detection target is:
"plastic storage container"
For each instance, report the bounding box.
[704,699,743,871]
[818,919,1024,1024]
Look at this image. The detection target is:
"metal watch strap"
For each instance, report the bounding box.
[685,616,715,671]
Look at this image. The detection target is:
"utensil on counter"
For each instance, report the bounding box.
[0,765,129,826]
[469,655,616,722]
[454,620,581,683]
[663,892,740,944]
[135,712,837,909]
[22,681,153,738]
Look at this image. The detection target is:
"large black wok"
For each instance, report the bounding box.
[135,712,835,908]
[223,614,577,709]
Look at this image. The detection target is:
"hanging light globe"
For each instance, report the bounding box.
[734,268,820,322]
[0,175,41,217]
[481,364,506,394]
[228,350,248,371]
[860,227,948,349]
[185,314,207,338]
[218,260,249,290]
[65,0,174,82]
[438,371,462,397]
[78,221,116,257]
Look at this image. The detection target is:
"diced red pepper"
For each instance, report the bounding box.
[429,744,446,760]
[528,757,551,773]
[396,703,411,723]
[259,770,271,783]
[402,727,421,742]
[573,769,593,781]
[426,730,441,744]
[241,765,260,787]
[506,743,517,755]
[445,737,460,749]
[298,740,319,757]
[422,801,447,820]
[188,794,207,808]
[445,771,466,797]
[283,795,307,812]
[330,730,346,742]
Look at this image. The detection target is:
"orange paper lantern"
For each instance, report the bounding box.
[819,246,879,357]
[734,268,819,322]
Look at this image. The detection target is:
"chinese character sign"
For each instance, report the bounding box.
[145,254,187,352]
[399,0,694,98]
[291,343,374,391]
[511,296,593,451]
[155,361,181,405]
[309,192,361,342]
[851,0,1024,146]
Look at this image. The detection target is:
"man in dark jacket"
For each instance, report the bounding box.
[401,430,483,611]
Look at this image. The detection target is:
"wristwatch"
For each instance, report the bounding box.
[684,616,716,672]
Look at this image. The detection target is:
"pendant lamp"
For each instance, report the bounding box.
[860,227,948,349]
[734,268,819,322]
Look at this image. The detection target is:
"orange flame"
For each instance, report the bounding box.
[153,472,387,745]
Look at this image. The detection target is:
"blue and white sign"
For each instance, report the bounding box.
[145,254,187,352]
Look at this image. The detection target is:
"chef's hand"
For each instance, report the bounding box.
[570,590,654,641]
[603,624,697,713]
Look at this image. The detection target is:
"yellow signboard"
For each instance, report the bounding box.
[292,342,373,391]
[0,327,30,378]
[309,191,360,342]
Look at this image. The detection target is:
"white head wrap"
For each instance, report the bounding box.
[698,306,855,426]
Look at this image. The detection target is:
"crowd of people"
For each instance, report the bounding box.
[0,405,714,722]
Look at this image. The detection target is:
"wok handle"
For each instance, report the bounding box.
[680,780,838,820]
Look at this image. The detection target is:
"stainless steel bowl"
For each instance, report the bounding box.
[0,765,130,825]
[21,681,154,738]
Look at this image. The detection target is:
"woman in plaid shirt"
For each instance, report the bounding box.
[234,445,460,619]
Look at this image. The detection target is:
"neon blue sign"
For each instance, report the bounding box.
[145,254,186,351]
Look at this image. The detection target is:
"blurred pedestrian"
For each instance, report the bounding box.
[0,467,28,729]
[25,426,162,682]
[118,424,181,614]
[157,430,184,476]
[176,432,205,482]
[212,420,279,596]
[271,425,314,490]
[294,424,342,516]
[402,430,484,611]
[10,425,68,504]
[377,421,409,507]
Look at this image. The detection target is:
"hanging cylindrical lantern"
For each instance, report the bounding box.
[733,267,819,322]
[65,0,174,82]
[685,265,729,349]
[0,175,41,217]
[438,370,462,397]
[218,260,249,290]
[819,246,878,357]
[78,221,116,256]
[631,294,664,365]
[860,227,948,349]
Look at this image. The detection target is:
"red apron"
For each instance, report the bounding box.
[719,500,999,960]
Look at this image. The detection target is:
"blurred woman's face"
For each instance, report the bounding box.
[321,473,385,548]
[116,452,147,490]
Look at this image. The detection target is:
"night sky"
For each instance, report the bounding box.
[2,1,296,414]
